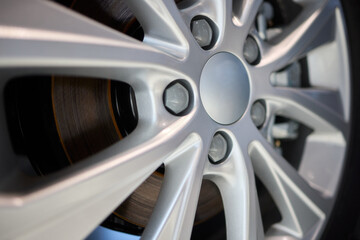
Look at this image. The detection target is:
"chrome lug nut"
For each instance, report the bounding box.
[244,36,260,64]
[251,101,266,128]
[164,82,190,115]
[208,133,228,164]
[191,18,213,48]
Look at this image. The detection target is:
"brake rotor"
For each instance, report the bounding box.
[51,76,162,230]
[51,75,223,232]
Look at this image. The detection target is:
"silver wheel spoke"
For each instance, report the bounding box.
[204,131,264,240]
[262,86,347,135]
[142,134,203,240]
[298,131,346,197]
[0,0,180,77]
[0,114,195,240]
[0,0,121,38]
[234,0,263,29]
[125,0,191,58]
[261,0,337,71]
[249,139,329,238]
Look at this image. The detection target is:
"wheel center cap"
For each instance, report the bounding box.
[200,52,250,124]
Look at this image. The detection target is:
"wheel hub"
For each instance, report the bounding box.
[200,52,250,124]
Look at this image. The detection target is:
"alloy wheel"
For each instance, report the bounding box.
[0,0,351,239]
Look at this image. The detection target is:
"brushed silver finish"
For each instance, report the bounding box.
[200,52,250,125]
[0,0,351,239]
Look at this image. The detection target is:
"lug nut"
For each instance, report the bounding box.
[251,101,266,128]
[244,36,260,64]
[191,18,213,48]
[208,133,228,164]
[164,81,190,115]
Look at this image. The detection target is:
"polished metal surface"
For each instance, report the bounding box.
[191,18,213,47]
[164,82,190,115]
[200,52,250,124]
[0,0,351,239]
[251,101,266,128]
[208,132,228,163]
[243,36,260,64]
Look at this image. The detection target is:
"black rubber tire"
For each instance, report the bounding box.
[321,1,360,239]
